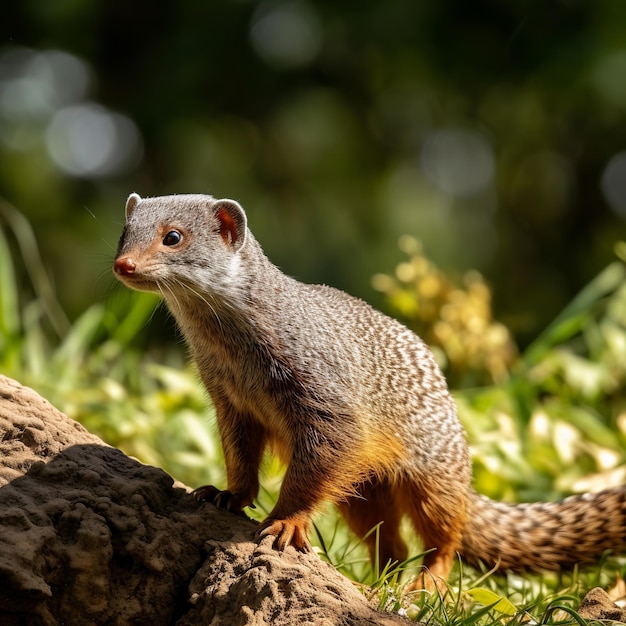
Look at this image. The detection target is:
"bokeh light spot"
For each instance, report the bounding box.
[420,128,494,197]
[250,0,322,69]
[45,103,143,178]
[601,151,626,217]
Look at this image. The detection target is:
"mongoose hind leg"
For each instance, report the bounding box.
[337,479,408,572]
[402,476,468,592]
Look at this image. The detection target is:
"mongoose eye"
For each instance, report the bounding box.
[163,230,182,246]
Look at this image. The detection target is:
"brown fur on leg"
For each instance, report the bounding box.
[401,476,468,593]
[338,479,408,573]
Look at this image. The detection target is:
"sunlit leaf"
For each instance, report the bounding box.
[466,587,518,615]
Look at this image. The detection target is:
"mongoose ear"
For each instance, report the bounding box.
[214,199,247,251]
[125,193,142,218]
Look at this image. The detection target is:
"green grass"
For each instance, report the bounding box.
[2,199,626,623]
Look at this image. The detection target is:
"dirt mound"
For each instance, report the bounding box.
[0,375,406,625]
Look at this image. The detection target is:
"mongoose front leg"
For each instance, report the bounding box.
[193,485,253,516]
[257,489,314,553]
[258,515,313,553]
[194,405,267,517]
[256,438,339,553]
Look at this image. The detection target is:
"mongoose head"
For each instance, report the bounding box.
[113,193,248,299]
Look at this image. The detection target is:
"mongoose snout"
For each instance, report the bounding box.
[113,256,136,277]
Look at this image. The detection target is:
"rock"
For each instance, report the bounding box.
[0,375,407,625]
[578,587,626,622]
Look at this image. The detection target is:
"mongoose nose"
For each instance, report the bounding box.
[113,256,136,276]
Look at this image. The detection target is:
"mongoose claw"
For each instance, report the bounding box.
[257,517,312,553]
[192,485,250,517]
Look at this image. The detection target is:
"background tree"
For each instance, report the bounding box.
[1,0,626,350]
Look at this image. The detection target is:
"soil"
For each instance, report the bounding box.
[0,374,407,626]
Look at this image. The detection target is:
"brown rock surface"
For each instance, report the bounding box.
[0,375,407,625]
[578,587,626,622]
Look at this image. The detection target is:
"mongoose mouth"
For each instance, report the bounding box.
[115,275,159,293]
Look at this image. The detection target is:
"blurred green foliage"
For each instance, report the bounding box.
[372,234,518,387]
[374,232,626,506]
[2,1,626,348]
[2,204,626,622]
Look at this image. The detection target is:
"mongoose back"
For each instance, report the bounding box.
[113,192,626,587]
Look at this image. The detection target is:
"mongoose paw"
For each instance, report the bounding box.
[405,570,448,595]
[192,485,250,517]
[257,517,312,552]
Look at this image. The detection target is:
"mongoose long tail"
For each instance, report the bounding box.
[461,487,626,571]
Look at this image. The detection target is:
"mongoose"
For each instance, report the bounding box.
[113,192,626,587]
